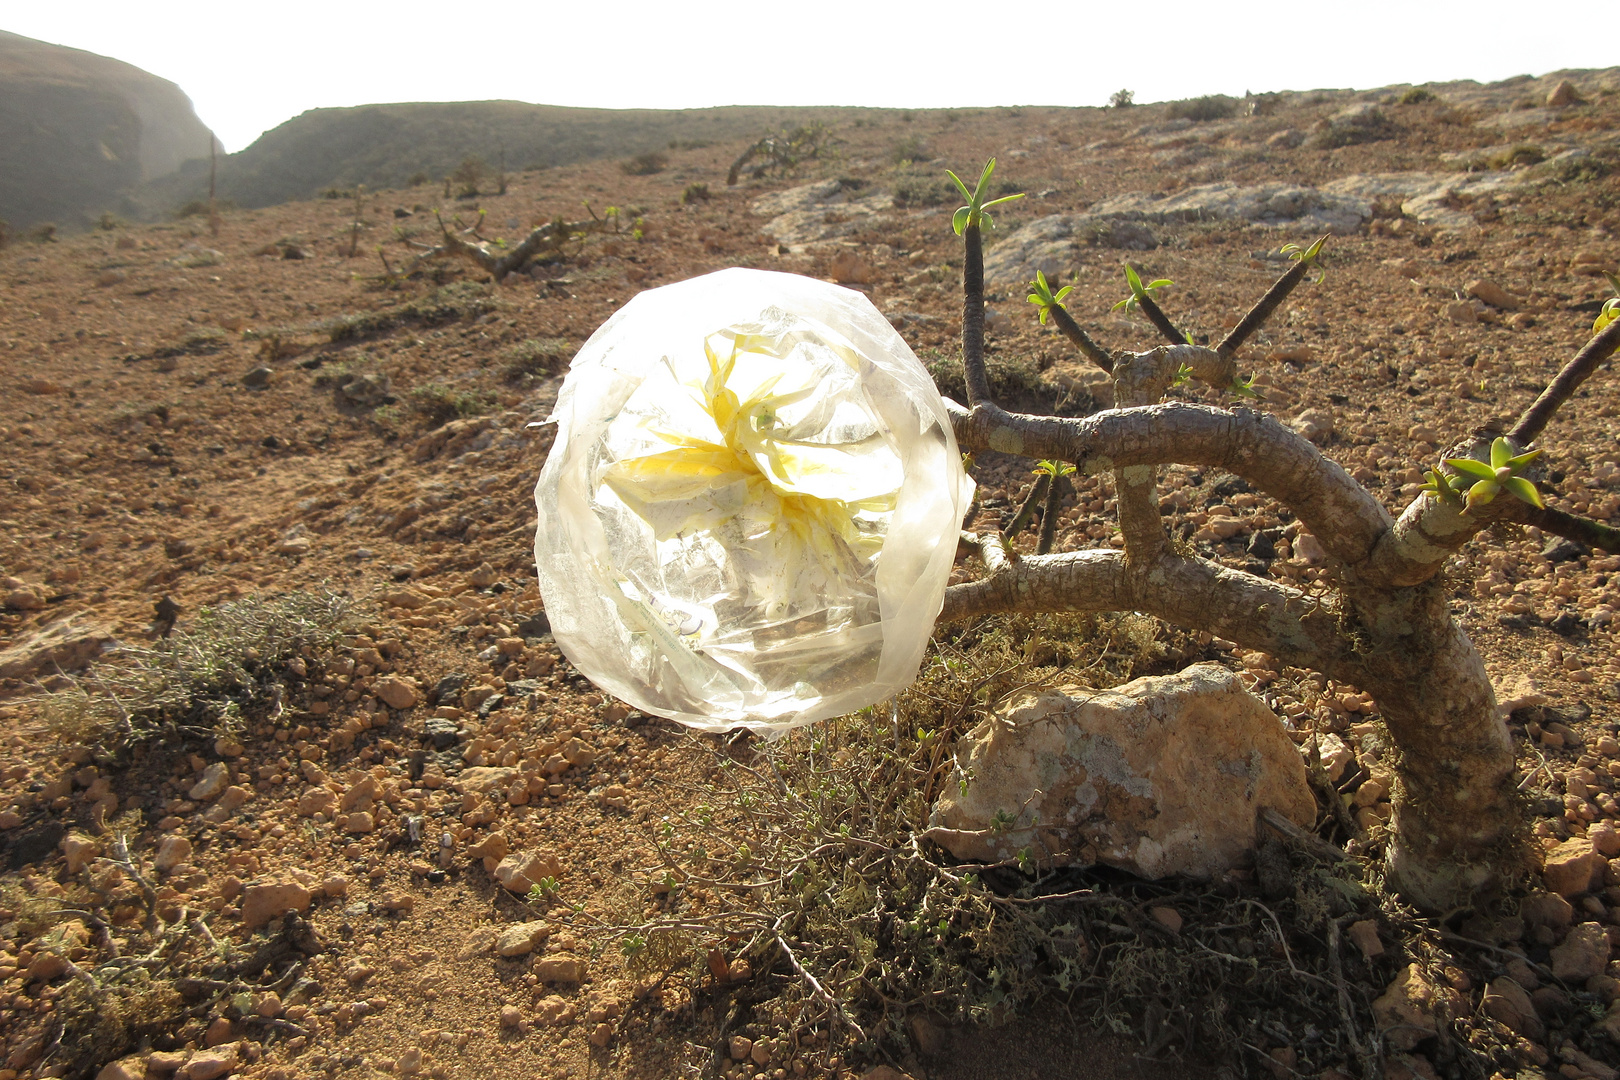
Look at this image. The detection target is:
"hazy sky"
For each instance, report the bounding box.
[8,0,1609,152]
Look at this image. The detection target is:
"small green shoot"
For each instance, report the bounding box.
[1111,264,1173,314]
[1419,468,1467,508]
[1171,362,1195,388]
[526,876,562,902]
[989,808,1018,833]
[1033,459,1075,480]
[1280,236,1329,282]
[1444,437,1544,512]
[1228,373,1262,399]
[947,158,1025,235]
[1026,270,1073,324]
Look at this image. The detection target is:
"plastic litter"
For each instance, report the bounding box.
[533,267,972,734]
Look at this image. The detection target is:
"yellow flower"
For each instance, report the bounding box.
[601,327,899,591]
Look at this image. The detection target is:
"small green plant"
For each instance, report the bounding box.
[1109,88,1135,108]
[1110,264,1172,314]
[407,382,494,426]
[503,337,573,382]
[947,158,1023,235]
[1444,437,1545,512]
[681,182,711,204]
[1280,236,1328,282]
[526,876,562,901]
[1026,270,1072,324]
[890,134,930,165]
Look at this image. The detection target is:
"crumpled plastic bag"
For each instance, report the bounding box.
[533,267,972,734]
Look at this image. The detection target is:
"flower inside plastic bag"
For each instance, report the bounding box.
[534,268,972,734]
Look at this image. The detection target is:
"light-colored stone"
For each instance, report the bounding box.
[1520,891,1574,931]
[1372,964,1462,1053]
[1543,838,1605,897]
[1592,823,1620,858]
[533,955,586,983]
[927,664,1315,879]
[495,921,550,957]
[829,250,877,286]
[188,762,230,802]
[1483,975,1543,1038]
[751,180,895,253]
[1551,922,1612,981]
[95,1056,147,1080]
[1547,79,1580,108]
[154,834,192,872]
[494,850,563,894]
[0,617,115,679]
[62,833,99,874]
[1466,279,1522,310]
[1349,919,1384,959]
[375,676,420,710]
[241,880,313,929]
[180,1044,238,1080]
[297,787,336,817]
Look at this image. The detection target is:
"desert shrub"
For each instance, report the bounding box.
[726,124,835,185]
[1398,87,1436,105]
[97,212,123,231]
[503,337,573,381]
[1164,95,1239,122]
[407,381,493,425]
[621,151,669,176]
[452,155,487,197]
[891,174,955,208]
[174,199,235,218]
[1488,143,1546,169]
[681,182,711,204]
[890,133,930,165]
[307,282,499,342]
[29,222,58,243]
[1109,88,1135,108]
[407,170,430,186]
[42,591,353,747]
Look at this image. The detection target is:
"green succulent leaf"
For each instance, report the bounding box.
[948,158,1024,235]
[1228,373,1262,399]
[1026,271,1073,324]
[1113,265,1172,314]
[1445,457,1499,483]
[1502,475,1545,508]
[1464,479,1501,510]
[1033,459,1076,478]
[1171,362,1194,388]
[1420,468,1466,507]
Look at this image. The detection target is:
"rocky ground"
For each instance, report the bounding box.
[1,69,1619,1080]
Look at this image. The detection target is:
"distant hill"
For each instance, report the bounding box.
[136,101,892,213]
[0,30,216,230]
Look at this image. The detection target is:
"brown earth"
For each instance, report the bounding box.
[1,72,1620,1080]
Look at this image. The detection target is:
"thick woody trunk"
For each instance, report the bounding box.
[1343,581,1522,909]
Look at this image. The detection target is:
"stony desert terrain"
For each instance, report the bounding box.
[2,69,1620,1080]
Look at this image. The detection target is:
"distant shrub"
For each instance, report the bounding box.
[407,171,430,186]
[891,175,954,208]
[408,381,494,425]
[1488,143,1546,169]
[175,198,235,218]
[1165,95,1239,122]
[681,182,712,204]
[890,134,930,165]
[503,337,573,382]
[28,223,58,243]
[621,151,668,176]
[1398,87,1437,105]
[97,212,123,231]
[1110,89,1135,109]
[452,156,487,197]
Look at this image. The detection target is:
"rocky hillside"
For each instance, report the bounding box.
[135,101,884,214]
[0,30,216,231]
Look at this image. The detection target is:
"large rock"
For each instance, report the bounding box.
[1085,182,1372,235]
[927,664,1315,879]
[750,180,894,252]
[0,616,116,679]
[1372,964,1464,1053]
[980,215,1158,287]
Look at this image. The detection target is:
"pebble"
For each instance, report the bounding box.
[499,1005,522,1029]
[494,921,550,958]
[241,880,313,929]
[188,762,230,802]
[1466,279,1522,310]
[154,835,193,872]
[1550,922,1611,981]
[180,1045,238,1080]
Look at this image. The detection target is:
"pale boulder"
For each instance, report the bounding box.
[928,664,1315,879]
[240,880,313,929]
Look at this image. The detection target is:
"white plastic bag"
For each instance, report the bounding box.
[533,267,972,734]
